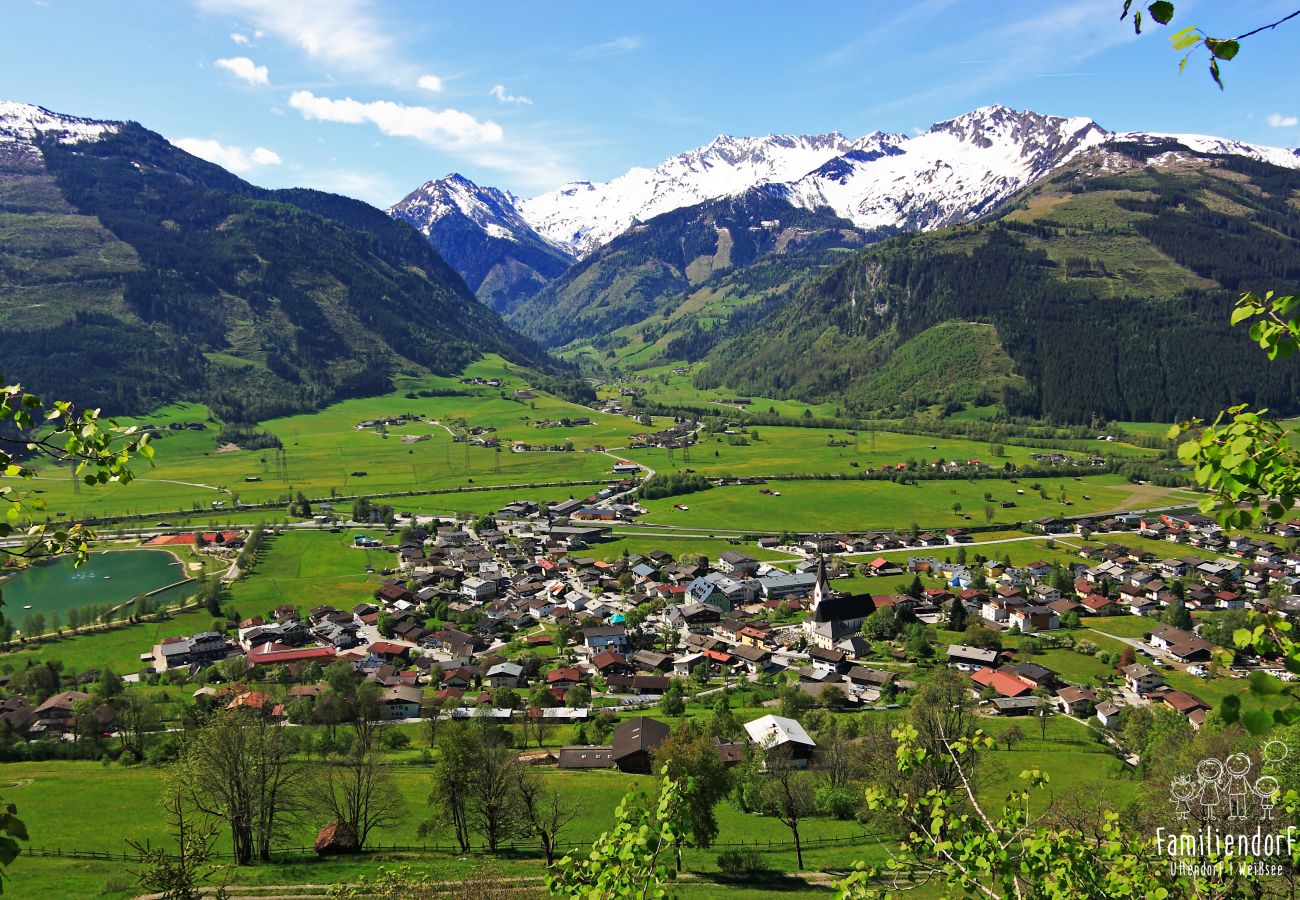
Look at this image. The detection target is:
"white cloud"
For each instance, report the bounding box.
[289,90,502,147]
[230,31,250,45]
[198,0,398,78]
[250,146,282,165]
[489,84,532,106]
[417,74,443,92]
[174,137,283,172]
[215,56,269,86]
[575,35,641,58]
[1267,113,1298,128]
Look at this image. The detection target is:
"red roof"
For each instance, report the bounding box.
[970,667,1032,698]
[547,667,583,684]
[368,641,409,657]
[248,645,336,666]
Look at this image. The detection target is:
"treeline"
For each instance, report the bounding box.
[638,472,712,500]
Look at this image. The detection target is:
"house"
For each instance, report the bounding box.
[971,667,1033,698]
[583,625,628,653]
[718,550,759,576]
[153,632,235,671]
[1122,663,1164,695]
[1148,625,1215,663]
[378,686,423,720]
[1096,701,1123,729]
[485,662,526,689]
[990,696,1043,716]
[1159,689,1212,721]
[1056,685,1098,716]
[30,691,93,734]
[946,644,1000,672]
[611,717,671,774]
[743,714,817,765]
[631,650,672,673]
[557,746,616,769]
[1010,605,1060,634]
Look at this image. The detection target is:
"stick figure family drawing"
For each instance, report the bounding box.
[1170,740,1288,820]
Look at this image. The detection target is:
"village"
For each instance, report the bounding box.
[5,476,1295,783]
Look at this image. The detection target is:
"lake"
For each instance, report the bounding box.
[0,549,193,619]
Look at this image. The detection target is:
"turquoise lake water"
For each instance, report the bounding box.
[0,549,192,619]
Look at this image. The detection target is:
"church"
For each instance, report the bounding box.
[803,557,877,650]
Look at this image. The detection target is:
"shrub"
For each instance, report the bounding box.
[716,849,766,876]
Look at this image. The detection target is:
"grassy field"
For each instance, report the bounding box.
[2,709,1141,899]
[16,356,655,522]
[622,423,1157,480]
[638,475,1200,533]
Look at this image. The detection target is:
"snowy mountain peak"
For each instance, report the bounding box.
[521,131,859,255]
[389,172,537,244]
[0,101,120,151]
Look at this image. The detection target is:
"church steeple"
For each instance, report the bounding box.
[812,554,831,614]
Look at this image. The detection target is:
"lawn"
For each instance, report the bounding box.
[638,475,1198,533]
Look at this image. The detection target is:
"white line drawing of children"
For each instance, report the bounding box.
[1170,774,1196,819]
[1225,753,1252,819]
[1254,774,1279,821]
[1197,757,1224,817]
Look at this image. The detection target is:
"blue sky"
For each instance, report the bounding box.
[4,0,1298,206]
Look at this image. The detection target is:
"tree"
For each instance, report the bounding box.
[0,381,153,565]
[1001,724,1024,752]
[707,692,742,741]
[659,680,686,719]
[128,781,226,900]
[946,597,967,632]
[861,605,901,641]
[906,575,924,600]
[424,724,475,853]
[1164,596,1193,630]
[174,708,306,864]
[95,667,124,700]
[839,723,1257,899]
[548,774,687,899]
[118,692,162,759]
[652,727,732,861]
[514,767,576,866]
[755,744,816,870]
[564,683,591,708]
[309,723,400,851]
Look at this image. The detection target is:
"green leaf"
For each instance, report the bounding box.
[1206,38,1239,60]
[1249,670,1283,695]
[1243,709,1274,734]
[1171,29,1200,50]
[1147,1,1174,25]
[1209,57,1223,89]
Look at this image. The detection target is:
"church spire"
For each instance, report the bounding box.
[813,554,830,610]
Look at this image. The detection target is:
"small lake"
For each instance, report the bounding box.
[0,549,193,620]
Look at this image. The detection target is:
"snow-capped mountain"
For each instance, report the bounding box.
[518,133,859,256]
[0,101,120,162]
[388,173,574,312]
[392,105,1300,275]
[775,106,1107,232]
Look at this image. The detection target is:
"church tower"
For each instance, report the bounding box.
[811,554,832,622]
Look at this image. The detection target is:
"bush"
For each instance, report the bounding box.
[1076,639,1099,656]
[716,849,766,876]
[815,785,860,819]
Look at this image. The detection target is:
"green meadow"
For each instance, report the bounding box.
[638,475,1200,533]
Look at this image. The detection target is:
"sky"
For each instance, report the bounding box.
[4,0,1299,207]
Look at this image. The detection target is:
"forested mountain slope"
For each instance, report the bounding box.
[698,139,1300,423]
[506,191,867,349]
[0,104,553,422]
